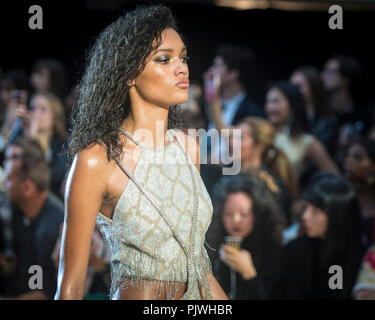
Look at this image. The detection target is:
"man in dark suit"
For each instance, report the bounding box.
[204,44,264,133]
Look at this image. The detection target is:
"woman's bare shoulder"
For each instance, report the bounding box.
[72,142,112,175]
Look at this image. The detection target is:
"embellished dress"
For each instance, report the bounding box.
[96,128,214,300]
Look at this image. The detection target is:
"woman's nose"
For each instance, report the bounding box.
[175,59,188,76]
[233,213,241,224]
[302,208,312,223]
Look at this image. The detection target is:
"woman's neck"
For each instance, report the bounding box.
[354,181,375,204]
[241,154,262,171]
[329,88,354,115]
[274,123,288,134]
[353,180,374,195]
[306,103,315,120]
[121,96,170,148]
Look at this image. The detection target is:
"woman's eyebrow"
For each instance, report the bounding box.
[156,47,187,53]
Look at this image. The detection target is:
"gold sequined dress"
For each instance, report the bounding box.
[96,128,213,300]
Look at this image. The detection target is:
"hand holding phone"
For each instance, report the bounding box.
[203,70,221,103]
[10,90,28,106]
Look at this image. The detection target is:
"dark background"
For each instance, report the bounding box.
[1,0,374,106]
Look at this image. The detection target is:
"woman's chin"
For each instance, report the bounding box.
[229,231,244,238]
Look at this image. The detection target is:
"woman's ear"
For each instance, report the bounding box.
[127,79,136,87]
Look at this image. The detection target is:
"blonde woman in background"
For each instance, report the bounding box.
[229,116,294,224]
[8,91,68,198]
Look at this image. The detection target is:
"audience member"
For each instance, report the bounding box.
[265,81,339,192]
[343,138,375,243]
[0,137,64,299]
[5,92,68,198]
[30,58,68,102]
[280,175,366,299]
[27,92,68,198]
[228,116,294,222]
[203,44,264,163]
[321,55,369,164]
[290,65,339,153]
[207,173,284,299]
[353,243,375,300]
[0,69,29,152]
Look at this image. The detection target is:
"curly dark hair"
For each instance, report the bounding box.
[67,4,184,163]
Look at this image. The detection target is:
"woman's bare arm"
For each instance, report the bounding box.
[208,273,229,300]
[55,144,109,299]
[306,138,339,173]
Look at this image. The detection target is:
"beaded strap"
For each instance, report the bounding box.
[168,130,201,298]
[119,127,173,151]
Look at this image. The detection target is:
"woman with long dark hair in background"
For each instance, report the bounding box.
[264,81,339,193]
[207,173,285,299]
[290,65,339,153]
[280,175,366,299]
[343,137,375,244]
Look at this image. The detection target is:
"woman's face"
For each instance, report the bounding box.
[302,203,329,239]
[290,71,312,105]
[344,143,375,182]
[131,28,189,108]
[265,87,290,128]
[30,67,51,92]
[321,59,345,92]
[30,95,54,133]
[222,192,255,239]
[229,123,259,163]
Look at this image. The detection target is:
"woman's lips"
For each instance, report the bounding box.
[176,80,189,89]
[231,227,242,234]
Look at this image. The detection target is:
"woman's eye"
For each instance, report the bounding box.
[156,56,170,64]
[181,55,189,63]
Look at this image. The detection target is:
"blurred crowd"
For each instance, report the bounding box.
[0,59,110,299]
[0,44,374,300]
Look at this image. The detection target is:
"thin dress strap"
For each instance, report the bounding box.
[119,127,174,151]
